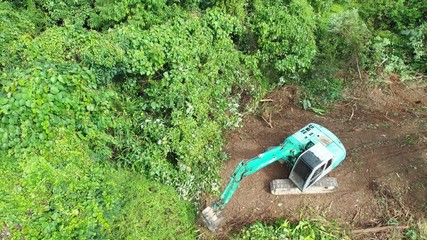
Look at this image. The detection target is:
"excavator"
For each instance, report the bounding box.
[201,123,346,232]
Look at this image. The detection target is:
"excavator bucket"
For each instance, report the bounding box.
[201,206,224,232]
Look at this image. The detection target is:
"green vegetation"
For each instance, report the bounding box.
[0,0,425,238]
[250,0,317,75]
[1,134,195,239]
[232,219,346,239]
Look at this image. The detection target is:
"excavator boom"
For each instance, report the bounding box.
[202,137,302,232]
[213,138,302,210]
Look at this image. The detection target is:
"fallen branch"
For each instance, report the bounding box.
[260,99,274,102]
[352,225,409,234]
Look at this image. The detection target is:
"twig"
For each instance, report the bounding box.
[384,112,396,123]
[415,73,425,79]
[348,96,361,100]
[261,115,273,128]
[328,201,333,211]
[377,58,388,69]
[351,207,361,224]
[337,102,353,106]
[352,225,409,234]
[260,99,274,102]
[356,58,363,81]
[349,106,355,121]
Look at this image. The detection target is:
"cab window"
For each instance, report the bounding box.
[309,167,323,184]
[325,159,332,169]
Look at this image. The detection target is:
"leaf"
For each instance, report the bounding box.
[50,86,60,94]
[86,104,95,111]
[41,120,50,129]
[310,107,326,115]
[47,94,55,101]
[0,98,8,106]
[18,79,25,86]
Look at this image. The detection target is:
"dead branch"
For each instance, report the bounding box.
[260,99,274,102]
[352,225,409,234]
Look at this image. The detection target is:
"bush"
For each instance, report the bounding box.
[299,78,344,112]
[401,22,427,74]
[31,0,95,26]
[0,62,118,159]
[355,0,426,77]
[250,0,317,77]
[88,0,175,30]
[110,170,196,239]
[327,9,371,64]
[0,130,196,239]
[0,2,38,68]
[0,131,119,239]
[1,2,265,205]
[358,0,427,32]
[0,6,200,236]
[104,9,264,200]
[276,7,361,110]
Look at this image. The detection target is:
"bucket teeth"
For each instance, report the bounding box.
[201,206,224,232]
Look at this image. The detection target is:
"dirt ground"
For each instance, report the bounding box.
[203,81,427,239]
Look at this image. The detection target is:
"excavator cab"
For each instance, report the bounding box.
[289,123,346,192]
[290,143,334,191]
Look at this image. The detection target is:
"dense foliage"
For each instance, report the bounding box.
[1,132,195,239]
[250,0,317,75]
[1,0,425,238]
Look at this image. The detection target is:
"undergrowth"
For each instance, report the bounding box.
[232,219,348,240]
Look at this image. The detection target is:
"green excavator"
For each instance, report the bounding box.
[201,123,346,232]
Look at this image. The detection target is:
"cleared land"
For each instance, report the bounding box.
[203,82,427,239]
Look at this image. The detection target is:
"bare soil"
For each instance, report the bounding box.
[203,81,427,239]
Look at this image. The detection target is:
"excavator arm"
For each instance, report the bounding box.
[213,138,302,210]
[202,137,303,231]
